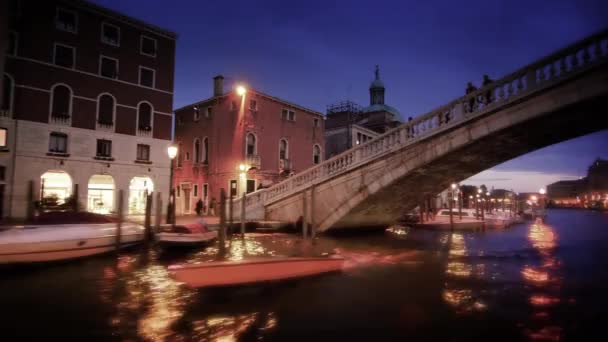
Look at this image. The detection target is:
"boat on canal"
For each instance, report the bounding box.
[168,255,345,288]
[412,209,484,230]
[0,223,145,264]
[156,222,217,248]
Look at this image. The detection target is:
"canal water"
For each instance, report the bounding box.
[2,209,607,341]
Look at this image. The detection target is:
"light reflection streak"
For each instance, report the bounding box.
[522,219,563,341]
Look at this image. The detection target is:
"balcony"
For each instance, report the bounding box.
[50,114,71,126]
[246,154,261,170]
[96,120,114,132]
[137,125,153,137]
[279,158,292,172]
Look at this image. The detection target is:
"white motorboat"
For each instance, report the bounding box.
[412,209,484,230]
[0,223,145,264]
[169,256,345,288]
[156,222,217,248]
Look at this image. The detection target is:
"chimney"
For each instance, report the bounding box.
[213,75,224,97]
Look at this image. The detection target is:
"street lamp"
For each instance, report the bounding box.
[167,144,178,224]
[539,188,546,195]
[236,85,247,96]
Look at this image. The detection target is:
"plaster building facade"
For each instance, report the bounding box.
[1,0,176,220]
[172,76,325,215]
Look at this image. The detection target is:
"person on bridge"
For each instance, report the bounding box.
[482,74,494,104]
[465,82,477,112]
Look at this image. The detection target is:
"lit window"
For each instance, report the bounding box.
[49,132,68,153]
[100,56,118,79]
[139,67,155,88]
[96,139,112,158]
[140,36,157,57]
[54,44,75,69]
[56,8,77,33]
[0,128,7,148]
[137,144,150,161]
[101,23,120,46]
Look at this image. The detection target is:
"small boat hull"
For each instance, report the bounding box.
[412,220,484,230]
[156,231,217,248]
[169,256,345,288]
[0,223,144,264]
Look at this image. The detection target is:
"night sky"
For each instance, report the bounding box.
[93,0,608,192]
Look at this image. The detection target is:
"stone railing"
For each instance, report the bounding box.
[240,29,608,209]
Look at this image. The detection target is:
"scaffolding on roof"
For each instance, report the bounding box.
[326,100,363,116]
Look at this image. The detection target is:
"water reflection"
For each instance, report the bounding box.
[441,232,486,313]
[522,219,562,341]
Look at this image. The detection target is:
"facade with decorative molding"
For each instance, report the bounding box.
[1,0,176,219]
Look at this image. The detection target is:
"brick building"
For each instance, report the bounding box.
[173,76,325,215]
[1,0,176,219]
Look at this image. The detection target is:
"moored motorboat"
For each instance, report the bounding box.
[168,256,345,288]
[0,223,145,264]
[156,222,217,248]
[412,209,484,230]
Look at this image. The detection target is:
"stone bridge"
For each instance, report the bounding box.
[234,29,608,232]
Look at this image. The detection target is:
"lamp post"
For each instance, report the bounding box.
[539,188,546,208]
[167,144,178,225]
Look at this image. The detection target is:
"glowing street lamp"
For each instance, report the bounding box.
[166,143,178,224]
[539,188,546,195]
[236,85,247,96]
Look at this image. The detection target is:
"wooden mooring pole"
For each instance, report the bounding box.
[115,189,124,251]
[144,191,152,242]
[218,188,227,258]
[302,190,308,239]
[154,192,162,235]
[240,192,246,237]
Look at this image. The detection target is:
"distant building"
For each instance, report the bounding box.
[581,158,608,209]
[547,158,608,209]
[547,179,586,207]
[172,76,325,215]
[324,65,402,159]
[1,0,176,219]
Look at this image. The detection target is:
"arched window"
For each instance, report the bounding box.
[97,94,114,124]
[313,145,321,164]
[2,74,13,115]
[138,102,152,130]
[279,139,288,160]
[246,133,256,156]
[203,137,209,164]
[51,84,71,118]
[194,138,200,163]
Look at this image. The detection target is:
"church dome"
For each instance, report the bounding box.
[363,103,401,119]
[370,78,385,89]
